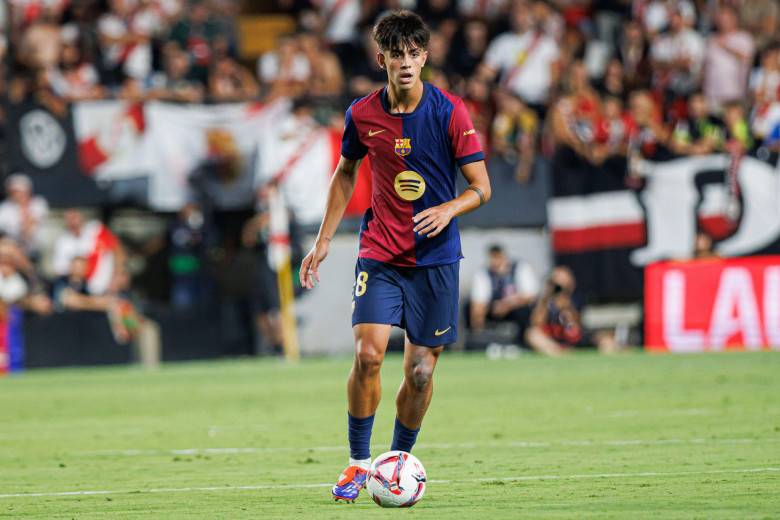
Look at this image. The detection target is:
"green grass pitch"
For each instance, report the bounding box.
[1,351,779,519]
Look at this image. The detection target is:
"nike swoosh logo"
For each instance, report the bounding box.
[435,327,452,336]
[368,129,386,136]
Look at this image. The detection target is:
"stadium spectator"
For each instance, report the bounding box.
[97,0,155,87]
[0,173,49,260]
[469,244,540,349]
[670,92,724,156]
[145,46,205,103]
[208,55,259,102]
[722,101,753,152]
[298,31,345,102]
[491,90,538,182]
[51,208,127,296]
[15,6,63,71]
[446,17,489,84]
[258,33,311,100]
[702,6,755,110]
[616,20,651,92]
[525,266,619,355]
[479,0,561,116]
[738,0,779,52]
[46,28,106,102]
[0,238,31,312]
[348,28,386,98]
[166,0,224,84]
[595,57,627,100]
[649,4,704,100]
[627,89,671,160]
[750,43,780,148]
[692,230,719,259]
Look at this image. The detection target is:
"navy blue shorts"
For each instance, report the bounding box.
[351,258,459,347]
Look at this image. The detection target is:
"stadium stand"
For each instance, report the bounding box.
[2,0,780,366]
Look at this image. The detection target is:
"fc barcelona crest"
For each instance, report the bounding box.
[394,138,411,156]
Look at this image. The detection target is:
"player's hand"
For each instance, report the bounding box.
[299,239,330,290]
[413,205,454,238]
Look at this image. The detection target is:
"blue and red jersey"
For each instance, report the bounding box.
[341,82,485,267]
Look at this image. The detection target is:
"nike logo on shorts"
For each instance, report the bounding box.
[435,327,451,336]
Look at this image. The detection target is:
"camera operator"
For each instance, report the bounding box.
[525,266,619,355]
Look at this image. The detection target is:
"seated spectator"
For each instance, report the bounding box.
[208,55,259,103]
[469,244,540,349]
[0,173,49,260]
[590,94,635,165]
[0,236,51,315]
[0,238,31,314]
[670,92,724,156]
[51,208,126,296]
[525,266,619,355]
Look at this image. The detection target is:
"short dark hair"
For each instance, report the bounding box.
[372,10,430,52]
[488,244,504,255]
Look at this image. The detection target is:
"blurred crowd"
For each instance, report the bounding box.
[2,0,780,353]
[3,0,780,181]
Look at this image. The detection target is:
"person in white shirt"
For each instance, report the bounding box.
[469,244,540,347]
[51,208,125,296]
[649,5,704,98]
[0,174,49,260]
[479,0,560,114]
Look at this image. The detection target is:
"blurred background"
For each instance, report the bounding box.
[1,0,780,370]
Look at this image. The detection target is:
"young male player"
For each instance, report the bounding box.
[299,10,491,502]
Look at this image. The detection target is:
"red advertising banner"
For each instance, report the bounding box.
[645,256,780,352]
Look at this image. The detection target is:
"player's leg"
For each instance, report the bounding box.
[333,259,402,502]
[390,261,458,453]
[392,340,443,452]
[347,323,392,454]
[333,323,392,502]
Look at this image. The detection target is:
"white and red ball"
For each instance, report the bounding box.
[365,451,427,508]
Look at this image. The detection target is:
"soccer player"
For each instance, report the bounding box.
[299,10,491,503]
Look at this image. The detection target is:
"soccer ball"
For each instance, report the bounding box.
[365,451,427,508]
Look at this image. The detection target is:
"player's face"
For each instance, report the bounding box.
[378,45,428,92]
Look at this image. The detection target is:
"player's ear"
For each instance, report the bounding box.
[377,51,386,69]
[421,50,428,66]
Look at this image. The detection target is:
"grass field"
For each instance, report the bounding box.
[1,351,779,519]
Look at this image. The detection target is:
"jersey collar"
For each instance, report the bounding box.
[380,82,430,118]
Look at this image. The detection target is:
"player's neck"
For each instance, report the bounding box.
[385,81,424,114]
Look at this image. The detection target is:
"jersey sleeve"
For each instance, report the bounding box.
[448,98,485,166]
[341,104,368,160]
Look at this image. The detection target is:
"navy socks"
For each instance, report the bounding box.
[347,412,374,460]
[390,416,420,453]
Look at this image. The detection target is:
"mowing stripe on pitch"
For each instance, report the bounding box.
[1,468,778,499]
[94,437,780,456]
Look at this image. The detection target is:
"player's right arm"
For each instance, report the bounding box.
[299,156,363,290]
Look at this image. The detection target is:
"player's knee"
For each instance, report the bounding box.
[355,345,384,374]
[407,363,434,392]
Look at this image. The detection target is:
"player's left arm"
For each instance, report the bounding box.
[413,160,491,238]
